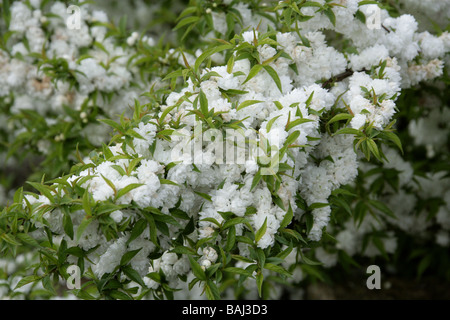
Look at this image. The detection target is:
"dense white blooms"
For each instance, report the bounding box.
[0,1,158,163]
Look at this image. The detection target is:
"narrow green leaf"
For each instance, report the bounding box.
[255,217,267,243]
[222,217,247,230]
[236,100,263,111]
[266,115,282,132]
[116,183,144,200]
[223,267,253,277]
[15,275,41,289]
[256,271,263,297]
[279,204,293,229]
[173,16,199,31]
[242,64,263,84]
[327,113,354,125]
[126,219,148,245]
[26,182,54,202]
[286,118,314,131]
[263,65,282,93]
[333,127,360,136]
[194,44,233,72]
[77,217,93,242]
[199,90,209,115]
[120,248,142,266]
[63,212,74,240]
[264,263,292,276]
[122,266,146,287]
[188,255,206,281]
[324,8,336,26]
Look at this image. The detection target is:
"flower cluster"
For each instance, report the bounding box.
[0,0,182,206]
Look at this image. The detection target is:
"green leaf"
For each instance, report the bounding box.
[223,267,253,277]
[279,204,293,229]
[126,219,148,245]
[206,280,221,300]
[100,174,117,196]
[272,195,286,210]
[369,200,396,219]
[284,131,300,146]
[171,246,196,255]
[266,115,282,132]
[308,202,329,210]
[159,103,179,124]
[324,8,336,26]
[116,183,144,200]
[160,179,179,186]
[16,233,39,247]
[199,90,209,115]
[380,131,403,153]
[120,248,142,266]
[42,275,57,295]
[0,233,21,246]
[358,0,380,5]
[299,250,322,266]
[242,64,263,84]
[256,271,263,298]
[76,217,93,242]
[194,44,233,72]
[65,247,84,258]
[109,290,133,300]
[222,217,247,230]
[201,217,221,227]
[15,275,42,289]
[188,255,206,281]
[264,263,292,276]
[26,182,54,202]
[82,189,92,217]
[98,119,123,132]
[195,191,212,202]
[225,225,236,251]
[327,113,354,125]
[73,289,96,300]
[174,16,199,31]
[237,100,263,111]
[285,118,314,131]
[367,139,381,161]
[231,254,253,263]
[333,127,360,136]
[162,69,183,82]
[417,255,432,278]
[122,266,146,287]
[63,212,74,240]
[143,213,158,245]
[263,65,282,93]
[255,217,267,243]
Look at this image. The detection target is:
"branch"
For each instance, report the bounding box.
[321,68,367,89]
[321,69,354,89]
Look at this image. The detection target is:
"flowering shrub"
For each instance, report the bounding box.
[0,0,449,300]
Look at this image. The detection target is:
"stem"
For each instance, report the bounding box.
[321,68,367,89]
